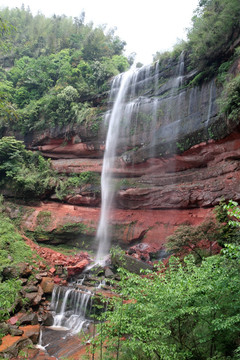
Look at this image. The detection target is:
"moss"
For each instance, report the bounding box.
[219,73,240,123]
[0,213,32,272]
[55,222,95,235]
[36,211,51,228]
[38,243,80,256]
[55,171,100,200]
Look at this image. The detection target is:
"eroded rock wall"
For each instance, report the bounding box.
[20,57,240,252]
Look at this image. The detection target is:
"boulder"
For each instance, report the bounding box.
[0,322,9,336]
[39,272,48,277]
[18,312,38,326]
[40,277,55,294]
[35,274,43,283]
[19,324,40,344]
[105,267,115,278]
[9,325,23,336]
[23,285,39,293]
[18,263,33,277]
[111,253,153,275]
[0,335,32,358]
[67,259,89,277]
[24,293,42,307]
[41,313,54,326]
[2,266,19,280]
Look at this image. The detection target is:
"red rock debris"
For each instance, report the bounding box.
[21,234,91,277]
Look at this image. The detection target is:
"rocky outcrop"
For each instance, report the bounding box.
[0,329,35,358]
[18,129,240,253]
[36,138,104,159]
[115,129,240,209]
[0,236,94,359]
[20,201,212,252]
[9,57,240,253]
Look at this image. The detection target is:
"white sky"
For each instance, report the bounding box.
[0,0,199,64]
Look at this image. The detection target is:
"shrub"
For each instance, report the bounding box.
[0,136,56,197]
[219,74,240,123]
[166,219,220,262]
[93,251,240,359]
[0,213,33,322]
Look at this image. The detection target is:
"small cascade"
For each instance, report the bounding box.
[50,285,92,334]
[76,275,85,286]
[36,328,48,351]
[97,279,106,289]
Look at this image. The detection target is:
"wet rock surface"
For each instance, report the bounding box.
[116,131,240,209]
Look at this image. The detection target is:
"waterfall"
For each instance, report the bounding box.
[149,61,160,157]
[95,69,136,263]
[95,54,186,263]
[165,51,185,124]
[206,79,214,125]
[50,286,92,334]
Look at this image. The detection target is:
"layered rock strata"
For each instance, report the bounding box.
[19,57,240,252]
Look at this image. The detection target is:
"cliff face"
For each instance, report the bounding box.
[22,56,240,253]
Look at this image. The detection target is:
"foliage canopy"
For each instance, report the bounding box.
[93,249,240,360]
[0,6,130,135]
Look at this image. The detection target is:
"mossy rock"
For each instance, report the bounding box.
[111,253,153,275]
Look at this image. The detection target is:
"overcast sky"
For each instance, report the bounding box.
[0,0,199,64]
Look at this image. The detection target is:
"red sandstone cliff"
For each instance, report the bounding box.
[17,58,240,253]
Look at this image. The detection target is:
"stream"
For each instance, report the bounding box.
[38,274,109,359]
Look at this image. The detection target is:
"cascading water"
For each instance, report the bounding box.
[206,79,215,125]
[39,54,220,359]
[50,285,92,334]
[95,54,186,263]
[95,69,136,263]
[95,64,155,263]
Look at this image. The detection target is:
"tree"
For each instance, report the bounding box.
[219,73,240,123]
[187,0,240,68]
[166,219,220,262]
[93,251,240,359]
[0,136,55,197]
[214,200,240,246]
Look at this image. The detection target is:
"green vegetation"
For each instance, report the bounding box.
[0,136,55,197]
[186,0,240,69]
[0,213,32,274]
[152,1,240,125]
[154,0,240,72]
[0,6,126,62]
[166,219,220,262]
[0,136,101,200]
[166,201,240,263]
[154,0,240,82]
[0,209,32,321]
[84,201,240,359]
[214,199,240,246]
[93,249,240,360]
[222,199,240,227]
[0,6,130,135]
[0,278,21,321]
[55,171,100,200]
[218,73,240,123]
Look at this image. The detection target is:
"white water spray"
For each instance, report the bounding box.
[95,69,135,263]
[95,55,186,264]
[50,286,92,334]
